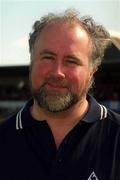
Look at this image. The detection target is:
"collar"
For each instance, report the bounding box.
[80,95,107,123]
[16,99,46,130]
[16,95,108,130]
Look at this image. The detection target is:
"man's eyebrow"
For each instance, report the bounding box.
[40,49,57,56]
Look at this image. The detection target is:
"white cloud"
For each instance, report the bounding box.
[14,36,28,49]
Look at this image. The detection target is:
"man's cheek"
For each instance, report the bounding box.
[32,66,46,79]
[31,72,42,88]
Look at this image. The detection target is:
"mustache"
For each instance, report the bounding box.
[44,77,68,88]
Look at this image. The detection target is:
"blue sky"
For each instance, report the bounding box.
[0,0,120,66]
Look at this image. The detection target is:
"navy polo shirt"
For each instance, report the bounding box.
[0,96,120,180]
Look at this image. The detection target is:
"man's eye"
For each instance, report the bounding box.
[67,60,78,65]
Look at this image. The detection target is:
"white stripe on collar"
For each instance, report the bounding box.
[16,107,24,130]
[99,104,107,120]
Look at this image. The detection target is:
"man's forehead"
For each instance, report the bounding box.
[42,21,91,46]
[38,20,91,45]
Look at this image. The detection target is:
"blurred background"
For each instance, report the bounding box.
[0,0,120,121]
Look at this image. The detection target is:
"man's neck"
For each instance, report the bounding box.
[31,98,89,148]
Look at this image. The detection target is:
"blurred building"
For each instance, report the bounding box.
[94,33,120,113]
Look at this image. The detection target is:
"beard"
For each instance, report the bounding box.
[31,83,81,113]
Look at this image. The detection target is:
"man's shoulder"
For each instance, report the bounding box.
[0,113,17,132]
[107,108,120,126]
[0,113,20,148]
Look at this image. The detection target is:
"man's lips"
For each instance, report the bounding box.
[46,83,67,90]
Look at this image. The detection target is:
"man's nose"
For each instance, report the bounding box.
[51,62,65,79]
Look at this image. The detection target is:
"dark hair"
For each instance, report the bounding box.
[29,9,111,69]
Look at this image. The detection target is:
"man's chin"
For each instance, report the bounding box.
[32,87,80,112]
[33,93,73,112]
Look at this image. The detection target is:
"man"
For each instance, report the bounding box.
[0,9,120,180]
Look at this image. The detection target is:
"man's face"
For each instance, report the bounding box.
[30,22,94,112]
